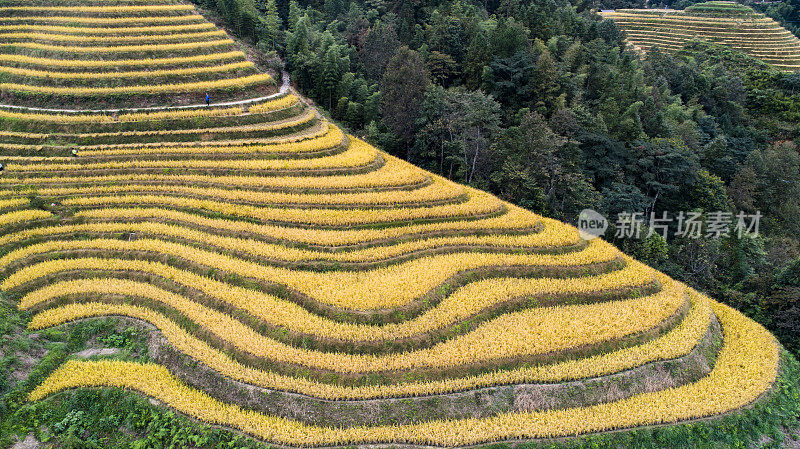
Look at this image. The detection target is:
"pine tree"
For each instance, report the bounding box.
[381,47,430,158]
[288,0,302,30]
[323,45,344,110]
[324,0,343,20]
[261,0,281,49]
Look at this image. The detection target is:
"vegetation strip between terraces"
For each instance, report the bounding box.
[106,308,722,427]
[25,302,778,446]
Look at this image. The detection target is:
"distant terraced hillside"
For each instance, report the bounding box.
[0,0,793,447]
[0,0,276,108]
[600,1,800,71]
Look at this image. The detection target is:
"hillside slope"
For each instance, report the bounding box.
[600,1,800,71]
[0,0,796,447]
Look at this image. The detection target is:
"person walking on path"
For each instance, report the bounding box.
[205,93,210,106]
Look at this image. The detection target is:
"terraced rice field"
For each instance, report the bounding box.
[0,0,784,446]
[600,1,800,71]
[0,0,276,107]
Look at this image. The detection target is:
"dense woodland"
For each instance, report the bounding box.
[193,0,800,356]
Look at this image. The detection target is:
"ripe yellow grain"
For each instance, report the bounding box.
[18,261,660,342]
[64,204,542,246]
[0,109,311,141]
[0,130,45,139]
[59,189,500,226]
[24,290,711,399]
[25,299,777,445]
[0,30,227,43]
[247,94,300,114]
[78,121,336,155]
[36,174,463,207]
[25,282,681,373]
[0,152,422,189]
[13,136,372,173]
[0,51,245,68]
[0,39,235,54]
[2,239,619,309]
[0,223,569,262]
[0,73,272,96]
[0,15,205,24]
[0,61,254,80]
[0,209,564,256]
[0,4,195,12]
[10,0,183,3]
[116,106,244,122]
[0,106,247,124]
[0,197,29,211]
[72,108,312,138]
[0,23,217,34]
[0,209,52,226]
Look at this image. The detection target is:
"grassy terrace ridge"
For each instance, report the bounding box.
[0,0,797,447]
[599,1,800,70]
